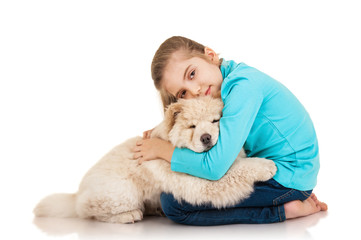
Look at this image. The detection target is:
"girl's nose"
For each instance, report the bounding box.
[189,85,201,97]
[184,80,201,98]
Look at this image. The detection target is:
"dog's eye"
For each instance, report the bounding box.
[212,119,220,123]
[189,125,196,129]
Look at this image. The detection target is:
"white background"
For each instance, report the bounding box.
[1,0,360,239]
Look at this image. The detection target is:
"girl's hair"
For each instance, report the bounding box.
[151,36,211,112]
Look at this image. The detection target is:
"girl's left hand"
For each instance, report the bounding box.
[132,138,175,165]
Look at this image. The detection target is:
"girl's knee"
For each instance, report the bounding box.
[160,193,190,224]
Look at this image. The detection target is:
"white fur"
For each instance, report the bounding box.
[34,96,277,224]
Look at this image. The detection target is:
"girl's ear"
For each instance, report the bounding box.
[204,47,219,64]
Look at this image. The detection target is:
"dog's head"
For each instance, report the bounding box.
[164,96,223,152]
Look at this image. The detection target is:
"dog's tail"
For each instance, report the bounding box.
[33,193,77,218]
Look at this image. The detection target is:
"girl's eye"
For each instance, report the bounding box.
[190,125,196,129]
[190,70,195,79]
[212,119,220,123]
[179,90,187,99]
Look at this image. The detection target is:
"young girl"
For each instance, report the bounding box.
[132,36,327,225]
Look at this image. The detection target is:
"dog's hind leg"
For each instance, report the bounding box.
[75,186,145,224]
[237,157,277,182]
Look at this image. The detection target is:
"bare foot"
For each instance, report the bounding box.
[285,193,328,219]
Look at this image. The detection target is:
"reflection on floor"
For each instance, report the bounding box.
[33,211,328,240]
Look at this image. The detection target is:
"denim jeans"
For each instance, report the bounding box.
[160,178,312,226]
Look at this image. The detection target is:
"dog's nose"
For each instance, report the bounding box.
[200,134,212,145]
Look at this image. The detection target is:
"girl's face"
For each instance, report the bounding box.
[162,48,223,99]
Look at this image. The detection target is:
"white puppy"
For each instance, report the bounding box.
[34,96,276,224]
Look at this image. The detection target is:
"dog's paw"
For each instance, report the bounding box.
[117,209,143,224]
[96,209,143,224]
[255,159,277,182]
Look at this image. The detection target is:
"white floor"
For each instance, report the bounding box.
[2,192,358,240]
[31,213,328,240]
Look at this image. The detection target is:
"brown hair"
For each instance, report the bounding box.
[151,36,211,112]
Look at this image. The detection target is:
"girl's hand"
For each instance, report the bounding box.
[132,138,175,165]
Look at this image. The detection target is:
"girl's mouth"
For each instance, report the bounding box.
[205,86,211,96]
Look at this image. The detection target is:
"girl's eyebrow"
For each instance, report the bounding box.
[183,65,191,80]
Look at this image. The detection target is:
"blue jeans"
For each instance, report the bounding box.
[160,179,312,226]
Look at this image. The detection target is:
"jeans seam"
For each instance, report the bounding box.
[278,205,282,221]
[277,205,285,222]
[300,191,312,198]
[273,189,295,206]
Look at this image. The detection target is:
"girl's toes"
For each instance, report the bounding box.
[319,201,328,211]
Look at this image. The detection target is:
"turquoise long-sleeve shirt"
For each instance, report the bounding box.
[170,59,319,191]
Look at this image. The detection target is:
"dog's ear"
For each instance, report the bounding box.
[164,101,183,131]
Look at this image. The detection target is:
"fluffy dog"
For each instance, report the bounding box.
[34,96,276,224]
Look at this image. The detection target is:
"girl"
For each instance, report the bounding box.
[132,36,327,225]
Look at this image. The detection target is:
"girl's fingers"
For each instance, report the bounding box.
[133,152,142,160]
[131,146,140,152]
[143,133,149,139]
[143,129,154,139]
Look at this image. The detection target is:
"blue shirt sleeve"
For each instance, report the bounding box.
[170,64,264,180]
